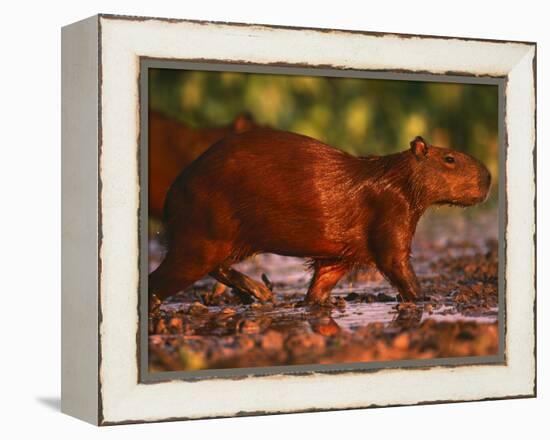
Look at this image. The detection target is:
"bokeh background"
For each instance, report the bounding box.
[149,68,499,191]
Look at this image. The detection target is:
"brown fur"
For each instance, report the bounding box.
[149,129,491,306]
[148,110,257,218]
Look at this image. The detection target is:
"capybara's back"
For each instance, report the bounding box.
[164,129,367,259]
[150,129,491,307]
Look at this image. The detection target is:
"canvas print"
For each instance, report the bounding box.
[146,68,500,374]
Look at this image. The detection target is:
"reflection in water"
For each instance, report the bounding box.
[309,310,341,336]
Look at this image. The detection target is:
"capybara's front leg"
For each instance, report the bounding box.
[375,252,420,302]
[305,261,348,305]
[210,265,274,302]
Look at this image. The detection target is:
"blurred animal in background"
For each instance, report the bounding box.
[148,110,258,219]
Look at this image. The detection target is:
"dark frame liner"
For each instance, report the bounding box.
[138,58,507,384]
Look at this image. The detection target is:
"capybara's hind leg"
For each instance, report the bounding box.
[305,261,348,305]
[148,253,214,308]
[210,265,274,302]
[148,259,188,309]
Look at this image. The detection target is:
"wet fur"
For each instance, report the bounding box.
[151,128,491,305]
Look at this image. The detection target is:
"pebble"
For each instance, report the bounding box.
[364,294,377,303]
[238,320,261,334]
[212,282,227,296]
[155,319,167,334]
[335,297,347,309]
[189,301,209,315]
[286,333,326,354]
[393,332,410,350]
[168,317,183,332]
[250,302,274,311]
[236,336,256,351]
[377,292,394,302]
[344,292,360,301]
[261,330,284,351]
[219,307,236,318]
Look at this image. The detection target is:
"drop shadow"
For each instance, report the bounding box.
[36,396,61,412]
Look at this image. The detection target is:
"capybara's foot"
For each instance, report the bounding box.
[210,266,274,303]
[395,301,418,311]
[247,281,274,303]
[303,293,333,308]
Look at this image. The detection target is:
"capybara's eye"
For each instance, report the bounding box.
[444,156,455,164]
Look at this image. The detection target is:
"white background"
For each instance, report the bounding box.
[0,0,546,438]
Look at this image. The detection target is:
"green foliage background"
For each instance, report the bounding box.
[150,69,499,181]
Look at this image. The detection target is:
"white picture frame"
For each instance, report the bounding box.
[61,14,536,425]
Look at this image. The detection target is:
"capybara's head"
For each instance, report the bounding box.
[409,136,491,207]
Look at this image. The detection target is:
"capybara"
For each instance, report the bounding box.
[148,110,257,218]
[149,129,491,307]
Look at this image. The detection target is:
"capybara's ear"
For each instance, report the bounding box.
[233,112,255,132]
[410,136,428,158]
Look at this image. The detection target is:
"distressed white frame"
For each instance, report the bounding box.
[62,14,536,425]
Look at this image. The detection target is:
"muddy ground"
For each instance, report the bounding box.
[148,208,499,372]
